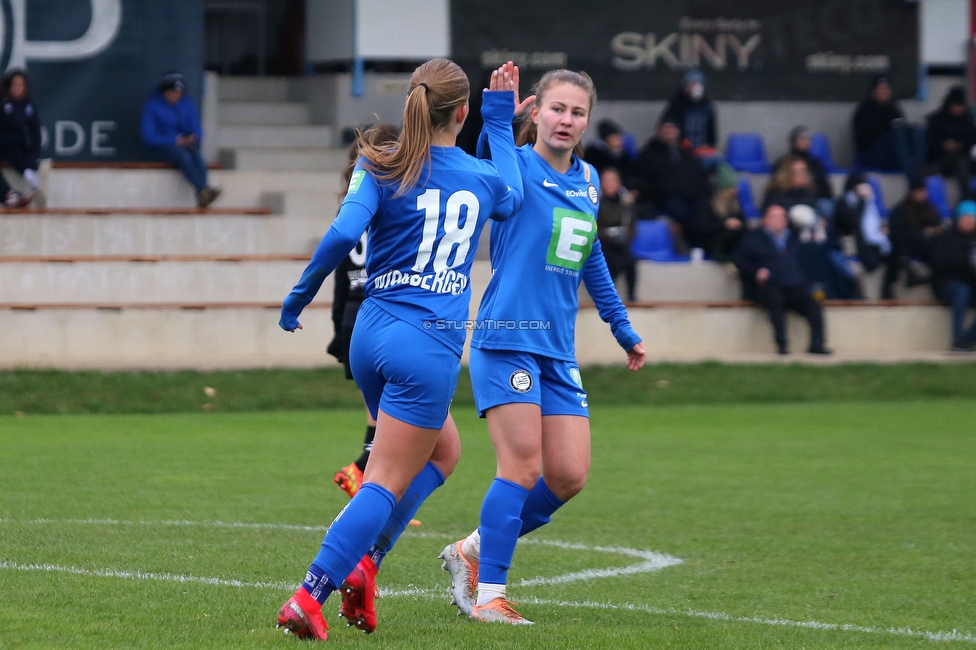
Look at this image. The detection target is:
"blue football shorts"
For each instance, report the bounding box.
[468,347,589,418]
[349,299,460,430]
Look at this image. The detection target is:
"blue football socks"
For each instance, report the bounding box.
[477,477,530,585]
[306,482,396,603]
[518,477,565,537]
[368,462,445,568]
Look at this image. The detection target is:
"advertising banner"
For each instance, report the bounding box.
[451,0,919,101]
[4,0,203,161]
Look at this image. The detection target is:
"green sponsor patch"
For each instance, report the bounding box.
[347,169,366,194]
[546,208,596,271]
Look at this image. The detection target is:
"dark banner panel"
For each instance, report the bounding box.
[5,0,203,161]
[451,0,918,101]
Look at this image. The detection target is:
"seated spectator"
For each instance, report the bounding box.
[853,75,924,175]
[662,69,718,166]
[887,173,945,290]
[834,172,895,297]
[684,162,745,262]
[774,126,832,200]
[0,69,41,207]
[925,85,976,195]
[929,200,976,351]
[636,117,707,226]
[584,120,638,189]
[596,167,637,302]
[141,72,221,208]
[733,203,830,355]
[763,155,829,218]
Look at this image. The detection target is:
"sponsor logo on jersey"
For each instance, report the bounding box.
[372,267,469,295]
[543,178,559,187]
[570,367,583,389]
[509,369,533,393]
[587,183,599,205]
[546,208,597,272]
[348,170,366,194]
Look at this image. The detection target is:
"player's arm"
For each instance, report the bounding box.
[582,237,642,354]
[279,165,379,332]
[482,90,523,219]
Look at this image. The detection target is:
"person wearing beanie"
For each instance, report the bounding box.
[683,162,745,261]
[887,172,944,292]
[661,69,717,157]
[583,118,638,188]
[928,200,976,350]
[925,85,976,195]
[773,125,832,200]
[0,69,41,207]
[140,71,221,208]
[852,74,924,176]
[636,115,708,226]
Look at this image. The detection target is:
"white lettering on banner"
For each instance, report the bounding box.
[55,121,85,156]
[1,0,123,70]
[611,31,761,71]
[51,120,119,157]
[91,121,117,156]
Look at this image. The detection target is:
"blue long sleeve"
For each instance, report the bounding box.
[280,201,374,331]
[140,99,171,147]
[582,238,642,352]
[479,90,523,219]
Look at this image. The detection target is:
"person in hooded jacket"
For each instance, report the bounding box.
[929,200,976,350]
[662,69,718,165]
[853,75,924,176]
[0,69,41,207]
[925,85,976,196]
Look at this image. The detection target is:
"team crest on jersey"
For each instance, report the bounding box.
[587,183,598,205]
[347,170,366,194]
[509,369,533,393]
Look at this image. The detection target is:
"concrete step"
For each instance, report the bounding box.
[218,76,291,102]
[221,147,349,171]
[219,101,312,126]
[0,260,318,304]
[45,168,341,210]
[217,125,334,149]
[0,303,958,370]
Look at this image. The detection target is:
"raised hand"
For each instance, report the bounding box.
[488,61,536,116]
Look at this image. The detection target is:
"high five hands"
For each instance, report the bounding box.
[488,61,536,116]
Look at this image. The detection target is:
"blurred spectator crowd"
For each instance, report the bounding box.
[588,71,976,352]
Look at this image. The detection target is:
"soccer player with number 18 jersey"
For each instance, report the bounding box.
[275,59,524,641]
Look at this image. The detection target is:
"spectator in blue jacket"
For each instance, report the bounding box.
[0,69,41,207]
[733,203,830,355]
[141,72,220,208]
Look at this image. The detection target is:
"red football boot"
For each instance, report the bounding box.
[338,555,378,633]
[333,463,363,499]
[277,588,329,641]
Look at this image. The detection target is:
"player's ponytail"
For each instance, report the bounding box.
[359,58,469,196]
[516,69,597,157]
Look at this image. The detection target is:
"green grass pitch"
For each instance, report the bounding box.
[1,401,975,648]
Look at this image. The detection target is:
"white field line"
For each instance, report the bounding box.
[0,560,973,644]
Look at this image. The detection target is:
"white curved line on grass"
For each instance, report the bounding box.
[0,561,972,644]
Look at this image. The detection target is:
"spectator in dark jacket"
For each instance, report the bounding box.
[141,72,221,208]
[925,85,976,195]
[763,155,824,215]
[929,200,976,350]
[596,167,637,302]
[636,117,708,226]
[834,172,895,296]
[774,126,832,199]
[733,203,830,355]
[584,120,638,190]
[685,162,745,261]
[853,75,924,175]
[662,69,718,164]
[887,174,945,289]
[0,69,41,206]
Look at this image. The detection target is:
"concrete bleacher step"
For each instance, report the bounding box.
[217,125,334,149]
[220,147,349,171]
[218,76,290,103]
[219,101,311,126]
[44,168,342,210]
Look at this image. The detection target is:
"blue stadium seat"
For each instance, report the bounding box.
[925,175,951,219]
[866,174,889,218]
[737,177,760,219]
[809,132,842,173]
[725,133,771,173]
[630,219,690,262]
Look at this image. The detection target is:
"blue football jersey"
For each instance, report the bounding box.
[280,91,523,356]
[471,144,641,361]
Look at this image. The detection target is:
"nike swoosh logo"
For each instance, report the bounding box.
[543,179,558,187]
[580,400,588,407]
